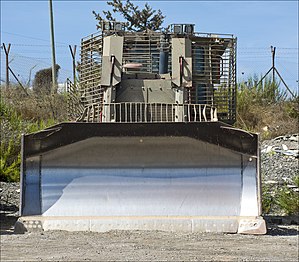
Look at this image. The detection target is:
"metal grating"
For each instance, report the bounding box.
[122,31,171,73]
[69,29,236,123]
[189,35,236,123]
[80,32,103,110]
[66,78,84,121]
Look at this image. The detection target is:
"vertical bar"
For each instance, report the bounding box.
[199,104,202,122]
[194,104,197,122]
[166,104,169,122]
[150,104,153,122]
[125,103,127,123]
[120,103,122,122]
[19,134,25,215]
[135,103,137,122]
[271,46,276,82]
[257,133,262,216]
[49,0,57,94]
[87,106,90,122]
[172,104,174,122]
[145,104,147,122]
[92,105,95,122]
[203,105,207,121]
[130,103,132,123]
[3,43,11,90]
[69,45,77,87]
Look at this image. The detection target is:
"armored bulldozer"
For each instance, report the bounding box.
[17,22,266,234]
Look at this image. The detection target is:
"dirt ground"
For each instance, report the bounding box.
[1,212,298,262]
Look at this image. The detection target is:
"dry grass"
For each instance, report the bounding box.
[235,76,298,140]
[236,101,298,140]
[1,85,67,122]
[1,85,67,182]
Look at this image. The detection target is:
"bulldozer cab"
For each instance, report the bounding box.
[18,22,266,234]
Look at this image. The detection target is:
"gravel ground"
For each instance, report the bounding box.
[0,182,19,214]
[1,134,298,261]
[261,134,298,184]
[1,227,299,261]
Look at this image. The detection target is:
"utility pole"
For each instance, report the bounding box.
[69,45,77,87]
[3,43,11,90]
[49,0,57,94]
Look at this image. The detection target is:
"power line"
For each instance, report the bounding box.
[0,31,69,46]
[5,43,68,48]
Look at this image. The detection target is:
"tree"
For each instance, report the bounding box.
[93,0,165,32]
[33,64,60,95]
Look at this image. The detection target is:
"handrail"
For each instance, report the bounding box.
[101,103,218,123]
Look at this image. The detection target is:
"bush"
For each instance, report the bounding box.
[262,184,276,215]
[1,85,66,182]
[33,64,60,95]
[2,86,67,122]
[236,75,298,139]
[0,139,21,182]
[276,183,299,216]
[262,176,299,216]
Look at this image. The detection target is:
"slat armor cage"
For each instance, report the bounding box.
[68,23,236,124]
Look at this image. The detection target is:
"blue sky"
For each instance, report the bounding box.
[1,0,298,93]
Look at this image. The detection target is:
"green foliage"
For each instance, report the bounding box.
[262,176,299,216]
[262,184,276,215]
[1,101,22,182]
[238,75,286,106]
[276,181,299,216]
[293,175,299,188]
[1,88,62,182]
[2,85,67,122]
[0,99,23,132]
[0,140,21,182]
[236,75,298,138]
[283,96,299,119]
[26,118,57,134]
[93,0,165,31]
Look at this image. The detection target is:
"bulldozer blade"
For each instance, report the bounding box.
[17,122,266,234]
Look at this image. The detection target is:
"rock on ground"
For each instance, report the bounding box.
[261,134,298,184]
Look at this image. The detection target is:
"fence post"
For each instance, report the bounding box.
[271,46,276,82]
[3,43,11,90]
[69,45,77,87]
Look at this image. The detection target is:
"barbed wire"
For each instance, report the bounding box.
[1,43,298,91]
[1,31,70,46]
